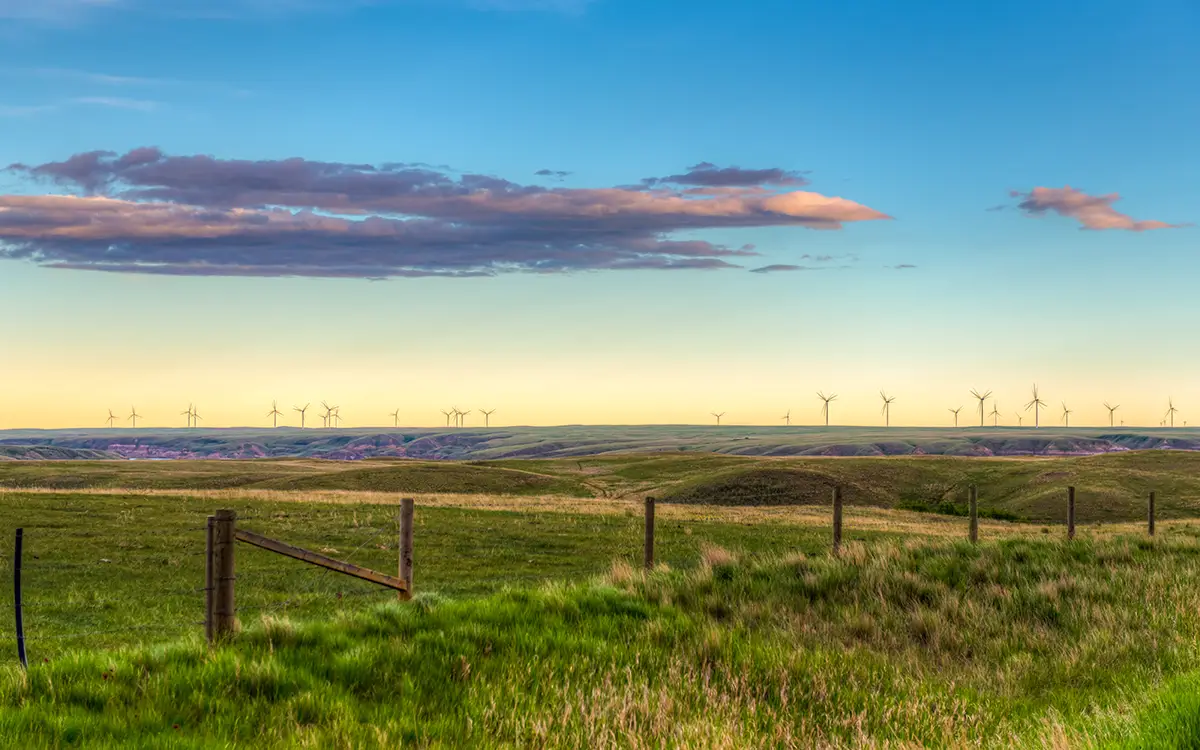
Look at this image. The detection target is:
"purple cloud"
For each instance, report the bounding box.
[2,148,890,279]
[1013,186,1185,231]
[749,264,815,273]
[644,161,809,188]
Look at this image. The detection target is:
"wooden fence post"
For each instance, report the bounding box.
[832,487,843,555]
[644,497,656,570]
[968,485,978,544]
[399,498,414,594]
[13,528,26,669]
[213,509,237,640]
[1148,491,1156,537]
[204,516,215,644]
[1067,486,1076,541]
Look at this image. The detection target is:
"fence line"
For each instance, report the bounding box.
[6,482,1167,662]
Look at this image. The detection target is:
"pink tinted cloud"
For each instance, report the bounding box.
[1,149,890,278]
[1015,186,1184,231]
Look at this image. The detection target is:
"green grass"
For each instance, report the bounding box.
[4,525,1200,747]
[0,490,890,659]
[4,449,1200,522]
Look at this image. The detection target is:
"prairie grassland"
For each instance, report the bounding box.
[1,452,1198,748]
[2,531,1200,748]
[2,449,1199,522]
[0,484,1173,540]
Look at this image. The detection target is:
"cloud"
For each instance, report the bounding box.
[644,162,809,188]
[534,169,571,180]
[749,264,816,273]
[891,264,916,270]
[1014,186,1184,231]
[0,0,593,22]
[72,96,158,111]
[0,104,58,117]
[0,0,121,22]
[2,148,889,278]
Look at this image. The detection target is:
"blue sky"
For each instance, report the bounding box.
[0,0,1197,428]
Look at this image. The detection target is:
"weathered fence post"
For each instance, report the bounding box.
[399,498,414,594]
[1148,491,1156,537]
[968,485,979,544]
[205,516,215,644]
[644,497,656,570]
[13,528,26,669]
[1067,486,1076,541]
[213,509,237,640]
[832,486,843,555]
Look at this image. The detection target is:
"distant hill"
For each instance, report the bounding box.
[0,425,1198,461]
[0,445,121,461]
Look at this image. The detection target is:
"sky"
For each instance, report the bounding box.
[0,0,1197,429]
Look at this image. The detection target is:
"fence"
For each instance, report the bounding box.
[6,484,1163,664]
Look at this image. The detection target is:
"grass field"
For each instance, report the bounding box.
[2,453,1200,747]
[2,449,1199,522]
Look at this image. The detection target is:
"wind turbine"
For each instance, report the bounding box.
[782,410,791,426]
[1061,402,1072,427]
[128,406,141,428]
[389,409,399,427]
[480,408,496,427]
[451,407,463,428]
[181,403,194,428]
[1103,402,1120,428]
[105,409,117,428]
[1165,398,1179,428]
[320,401,334,428]
[989,402,1001,426]
[441,409,453,428]
[330,406,342,428]
[1024,384,1047,428]
[1016,413,1023,427]
[459,409,472,427]
[191,406,203,427]
[880,391,895,427]
[294,403,310,429]
[949,406,963,427]
[267,401,283,428]
[817,392,837,427]
[970,389,992,427]
[711,412,725,426]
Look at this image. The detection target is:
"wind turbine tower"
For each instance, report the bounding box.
[129,406,141,429]
[389,409,400,427]
[1061,402,1072,427]
[294,403,310,429]
[782,410,791,426]
[480,409,496,427]
[989,402,1001,426]
[105,409,117,428]
[970,389,992,427]
[267,401,283,428]
[879,391,895,427]
[1104,402,1120,428]
[1025,384,1047,428]
[949,406,963,427]
[817,392,837,427]
[1166,398,1180,428]
[711,412,725,426]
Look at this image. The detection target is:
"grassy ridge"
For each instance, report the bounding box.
[4,450,1200,521]
[4,533,1200,747]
